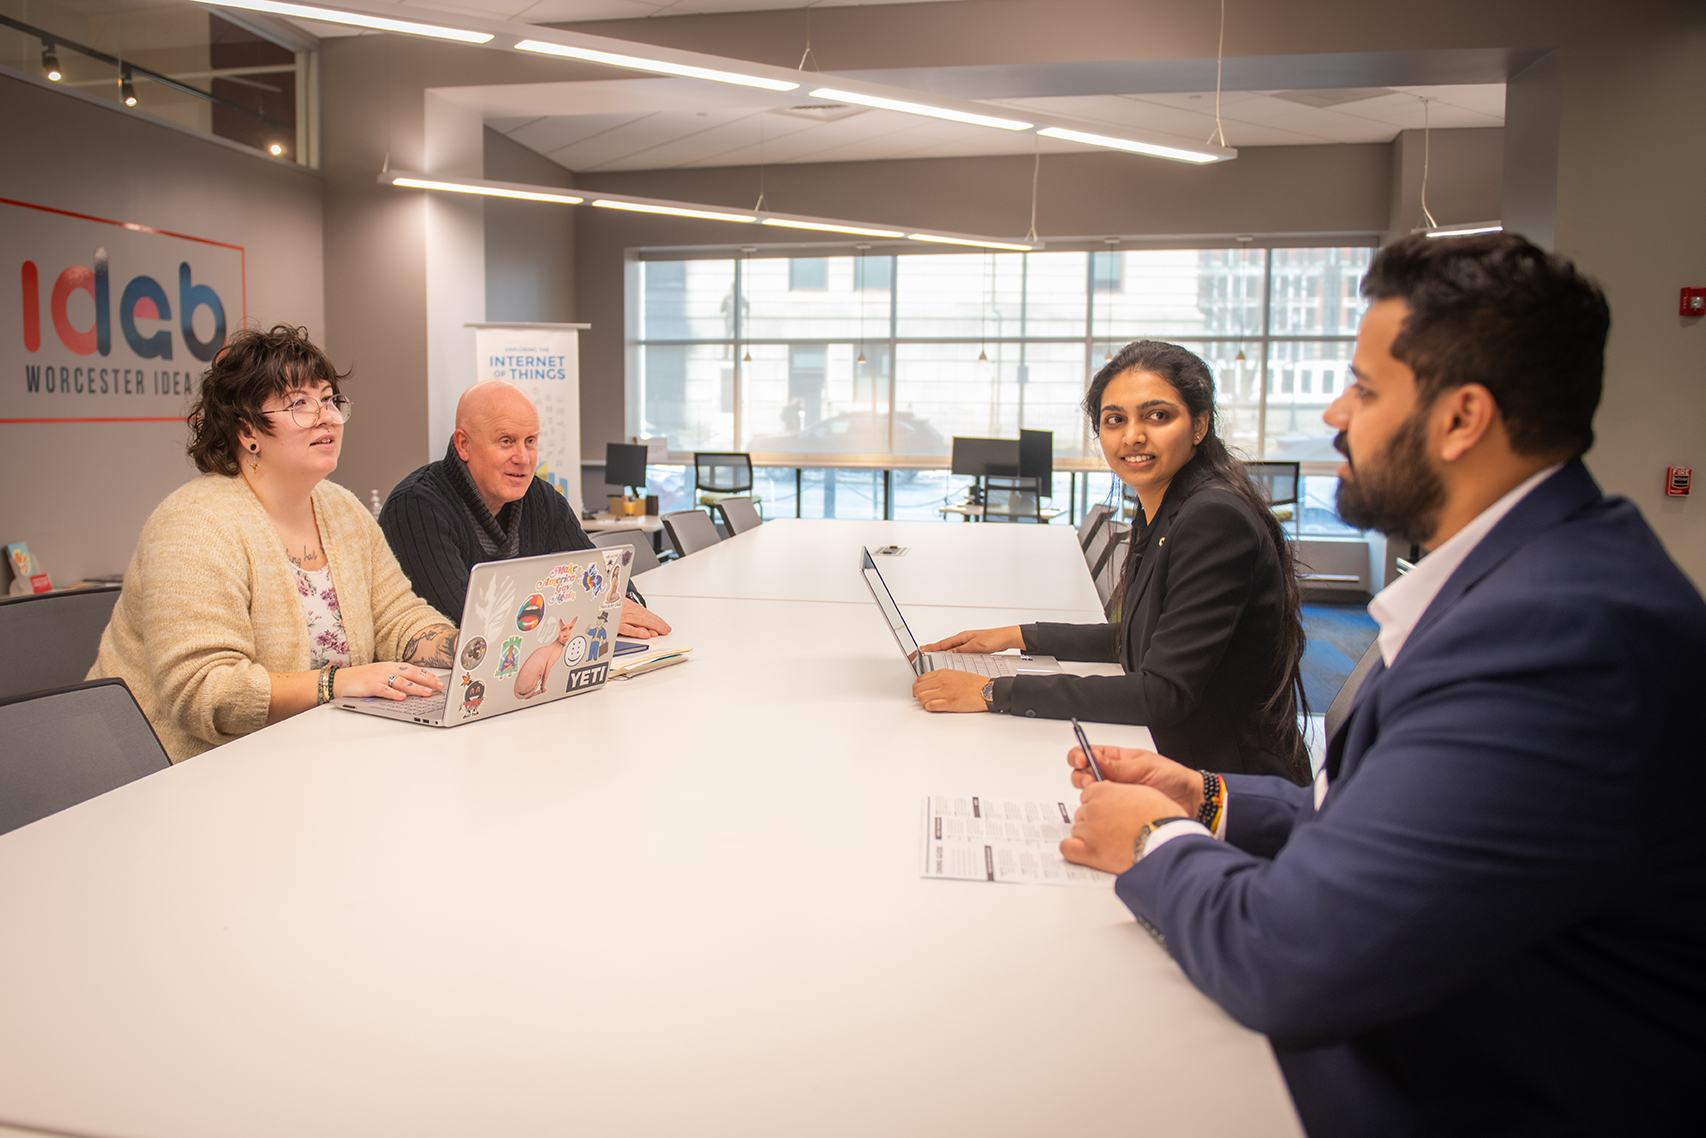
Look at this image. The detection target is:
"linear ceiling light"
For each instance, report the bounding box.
[515,39,798,91]
[761,219,905,238]
[202,0,493,43]
[392,177,583,204]
[591,200,757,223]
[906,234,1037,252]
[808,87,1032,132]
[1036,127,1228,165]
[385,172,1038,249]
[1422,221,1504,238]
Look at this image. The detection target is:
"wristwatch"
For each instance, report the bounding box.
[981,679,996,712]
[1133,816,1193,864]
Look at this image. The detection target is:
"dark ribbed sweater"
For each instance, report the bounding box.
[379,442,597,622]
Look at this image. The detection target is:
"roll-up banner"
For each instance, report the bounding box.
[2,196,244,423]
[469,323,586,512]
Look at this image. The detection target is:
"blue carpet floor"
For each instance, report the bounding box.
[1300,602,1378,712]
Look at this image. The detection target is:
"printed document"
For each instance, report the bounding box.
[921,795,1111,886]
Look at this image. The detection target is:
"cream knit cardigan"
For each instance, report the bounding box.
[91,474,449,762]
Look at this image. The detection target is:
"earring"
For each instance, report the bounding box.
[248,442,259,472]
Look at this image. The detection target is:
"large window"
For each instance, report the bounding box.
[633,245,1373,529]
[635,245,1371,459]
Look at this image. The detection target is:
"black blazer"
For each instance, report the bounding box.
[1003,461,1300,781]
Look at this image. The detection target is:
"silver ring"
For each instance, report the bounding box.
[386,673,397,687]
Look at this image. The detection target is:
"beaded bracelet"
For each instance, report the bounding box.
[1197,770,1224,833]
[325,663,340,703]
[316,665,331,706]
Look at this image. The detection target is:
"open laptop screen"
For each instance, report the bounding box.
[861,547,924,676]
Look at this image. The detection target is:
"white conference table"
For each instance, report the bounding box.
[0,522,1301,1138]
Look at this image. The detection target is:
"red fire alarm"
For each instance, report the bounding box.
[1666,466,1692,497]
[1681,288,1706,317]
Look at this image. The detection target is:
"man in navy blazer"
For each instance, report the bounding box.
[1061,233,1705,1136]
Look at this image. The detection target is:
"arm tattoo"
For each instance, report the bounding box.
[402,624,458,668]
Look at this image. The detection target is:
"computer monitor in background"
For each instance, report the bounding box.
[950,436,1021,478]
[605,443,650,492]
[1018,429,1053,497]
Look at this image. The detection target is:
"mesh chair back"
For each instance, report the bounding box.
[1077,503,1113,550]
[590,531,662,576]
[694,452,754,495]
[983,476,1041,523]
[1324,637,1384,742]
[1089,522,1130,609]
[0,678,170,836]
[662,510,723,557]
[0,584,122,701]
[1245,461,1301,507]
[714,497,764,535]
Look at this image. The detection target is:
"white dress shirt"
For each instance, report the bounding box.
[1368,463,1563,666]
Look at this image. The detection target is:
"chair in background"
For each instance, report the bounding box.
[1323,638,1384,742]
[0,584,122,701]
[0,678,171,836]
[591,531,662,577]
[982,476,1042,523]
[694,453,761,513]
[1077,503,1113,551]
[1245,461,1301,537]
[714,497,764,536]
[662,510,723,558]
[1084,520,1129,609]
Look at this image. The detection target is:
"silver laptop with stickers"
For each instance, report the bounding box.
[859,546,1059,678]
[337,547,632,727]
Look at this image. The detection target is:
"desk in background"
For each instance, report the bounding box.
[0,522,1301,1138]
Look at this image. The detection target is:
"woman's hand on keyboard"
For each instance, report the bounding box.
[912,668,991,713]
[917,626,1023,655]
[334,662,445,702]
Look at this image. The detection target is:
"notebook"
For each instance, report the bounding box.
[336,548,631,727]
[859,546,1059,679]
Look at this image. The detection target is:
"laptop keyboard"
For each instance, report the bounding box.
[927,653,1020,677]
[392,690,448,716]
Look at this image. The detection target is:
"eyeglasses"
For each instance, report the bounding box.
[261,394,353,428]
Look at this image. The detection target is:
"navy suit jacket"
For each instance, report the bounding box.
[1115,461,1706,1136]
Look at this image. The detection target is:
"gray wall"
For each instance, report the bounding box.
[0,67,323,584]
[484,127,577,323]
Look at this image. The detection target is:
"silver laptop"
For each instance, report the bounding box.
[859,546,1059,678]
[337,548,632,727]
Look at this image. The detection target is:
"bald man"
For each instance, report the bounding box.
[379,381,670,639]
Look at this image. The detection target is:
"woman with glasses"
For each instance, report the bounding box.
[91,325,456,761]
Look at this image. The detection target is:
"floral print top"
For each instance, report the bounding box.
[291,562,351,668]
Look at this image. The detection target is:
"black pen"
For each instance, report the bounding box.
[1070,718,1104,781]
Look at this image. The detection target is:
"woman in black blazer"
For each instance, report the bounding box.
[913,341,1310,783]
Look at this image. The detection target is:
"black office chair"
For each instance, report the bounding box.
[662,510,723,557]
[0,678,171,836]
[1245,461,1301,536]
[694,452,761,512]
[0,584,123,700]
[1323,637,1384,742]
[982,476,1043,523]
[714,496,764,535]
[1078,503,1113,551]
[590,531,662,576]
[1085,521,1129,610]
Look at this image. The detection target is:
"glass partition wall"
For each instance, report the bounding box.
[633,244,1373,532]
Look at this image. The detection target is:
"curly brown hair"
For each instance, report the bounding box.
[187,325,348,476]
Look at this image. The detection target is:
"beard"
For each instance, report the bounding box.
[1334,410,1445,546]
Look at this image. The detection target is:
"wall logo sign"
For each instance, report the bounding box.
[3,196,245,424]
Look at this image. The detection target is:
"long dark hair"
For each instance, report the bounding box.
[1085,339,1310,780]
